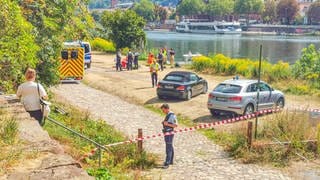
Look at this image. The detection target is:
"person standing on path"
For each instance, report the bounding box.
[16,68,48,125]
[157,49,164,71]
[133,52,139,69]
[169,48,175,68]
[150,58,159,88]
[127,49,133,71]
[161,103,178,169]
[116,49,122,71]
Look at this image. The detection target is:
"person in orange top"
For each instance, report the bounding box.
[147,52,154,65]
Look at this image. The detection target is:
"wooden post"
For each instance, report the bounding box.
[247,121,253,149]
[138,128,143,154]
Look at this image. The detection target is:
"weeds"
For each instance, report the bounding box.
[0,116,18,145]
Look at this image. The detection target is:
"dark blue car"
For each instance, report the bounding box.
[157,71,208,100]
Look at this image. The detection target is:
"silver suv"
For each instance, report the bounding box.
[207,79,285,116]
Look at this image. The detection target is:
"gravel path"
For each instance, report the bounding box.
[52,83,290,179]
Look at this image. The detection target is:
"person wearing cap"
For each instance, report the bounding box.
[150,58,159,88]
[160,103,178,169]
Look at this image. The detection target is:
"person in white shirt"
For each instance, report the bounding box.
[16,68,48,125]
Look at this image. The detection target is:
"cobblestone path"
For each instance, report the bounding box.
[52,83,290,179]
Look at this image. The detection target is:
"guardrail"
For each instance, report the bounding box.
[46,116,109,167]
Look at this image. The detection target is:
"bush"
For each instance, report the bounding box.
[292,44,320,88]
[91,38,116,53]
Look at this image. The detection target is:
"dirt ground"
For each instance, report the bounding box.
[84,52,320,124]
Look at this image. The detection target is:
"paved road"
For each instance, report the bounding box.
[52,83,290,179]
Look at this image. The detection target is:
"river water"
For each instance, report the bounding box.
[146,31,320,64]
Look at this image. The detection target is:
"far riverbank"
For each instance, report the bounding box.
[145,31,320,64]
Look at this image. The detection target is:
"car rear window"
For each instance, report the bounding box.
[214,83,242,93]
[164,75,186,82]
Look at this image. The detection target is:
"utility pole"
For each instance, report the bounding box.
[255,45,262,139]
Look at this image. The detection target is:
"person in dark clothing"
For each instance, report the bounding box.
[161,103,178,169]
[169,48,175,68]
[127,50,133,71]
[116,50,122,71]
[133,52,139,69]
[157,50,164,71]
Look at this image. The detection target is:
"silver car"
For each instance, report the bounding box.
[207,79,285,116]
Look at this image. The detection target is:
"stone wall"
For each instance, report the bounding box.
[0,95,93,180]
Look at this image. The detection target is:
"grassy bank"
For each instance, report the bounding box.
[45,101,156,179]
[191,44,320,97]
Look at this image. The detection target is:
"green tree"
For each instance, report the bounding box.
[262,0,277,24]
[154,5,168,23]
[19,0,95,86]
[0,0,39,92]
[207,0,234,18]
[234,0,264,25]
[292,44,320,88]
[276,0,299,25]
[100,10,146,49]
[133,0,155,22]
[177,0,205,17]
[307,0,320,25]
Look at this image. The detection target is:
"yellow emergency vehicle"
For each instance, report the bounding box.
[59,42,85,82]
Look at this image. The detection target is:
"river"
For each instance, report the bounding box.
[146,31,320,64]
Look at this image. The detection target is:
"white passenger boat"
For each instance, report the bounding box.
[183,52,202,62]
[176,19,242,34]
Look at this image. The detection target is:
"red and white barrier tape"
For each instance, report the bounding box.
[79,107,320,160]
[79,108,284,160]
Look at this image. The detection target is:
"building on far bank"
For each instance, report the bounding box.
[298,0,315,24]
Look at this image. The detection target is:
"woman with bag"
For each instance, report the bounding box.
[16,68,48,126]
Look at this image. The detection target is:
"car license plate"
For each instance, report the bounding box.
[216,97,227,101]
[165,85,174,89]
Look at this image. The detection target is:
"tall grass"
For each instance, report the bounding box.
[90,38,116,53]
[45,104,156,179]
[203,111,318,167]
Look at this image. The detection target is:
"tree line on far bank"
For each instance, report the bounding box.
[94,0,320,25]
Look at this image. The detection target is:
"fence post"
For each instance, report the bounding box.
[247,121,253,149]
[138,128,143,154]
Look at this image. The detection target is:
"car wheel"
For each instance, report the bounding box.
[185,90,192,100]
[243,104,254,115]
[210,109,219,116]
[202,83,208,94]
[158,95,164,99]
[276,98,285,108]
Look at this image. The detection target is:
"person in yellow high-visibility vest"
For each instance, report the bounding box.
[150,59,160,88]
